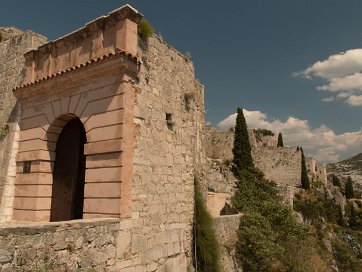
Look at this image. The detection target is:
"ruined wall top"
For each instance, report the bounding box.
[18,4,142,88]
[0,27,24,40]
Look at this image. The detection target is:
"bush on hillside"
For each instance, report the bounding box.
[193,178,220,272]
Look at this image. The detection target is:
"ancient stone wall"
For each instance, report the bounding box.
[306,158,327,184]
[214,215,242,272]
[315,163,327,183]
[253,147,302,186]
[204,125,302,187]
[112,36,205,271]
[0,27,46,222]
[204,125,234,159]
[0,218,119,271]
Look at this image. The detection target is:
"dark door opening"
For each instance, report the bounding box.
[50,118,86,221]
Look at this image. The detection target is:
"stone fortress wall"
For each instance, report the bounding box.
[0,28,46,222]
[0,5,206,271]
[204,125,302,187]
[0,5,307,272]
[0,219,119,271]
[114,35,205,271]
[306,157,327,184]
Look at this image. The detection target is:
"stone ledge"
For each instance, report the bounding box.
[0,218,119,235]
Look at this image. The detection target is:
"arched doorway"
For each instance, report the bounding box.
[50,118,86,221]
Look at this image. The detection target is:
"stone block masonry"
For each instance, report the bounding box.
[115,35,205,271]
[205,125,302,187]
[0,27,46,222]
[252,147,302,187]
[0,218,119,271]
[2,5,206,271]
[214,215,242,272]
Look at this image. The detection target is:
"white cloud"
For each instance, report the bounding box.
[297,48,362,105]
[346,95,362,106]
[322,96,334,102]
[298,49,362,79]
[317,72,362,92]
[217,109,362,163]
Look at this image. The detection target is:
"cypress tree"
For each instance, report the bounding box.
[277,132,284,147]
[232,107,253,175]
[332,174,342,188]
[300,148,310,190]
[345,176,354,199]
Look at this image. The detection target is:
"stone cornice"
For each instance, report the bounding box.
[24,5,142,59]
[13,53,138,102]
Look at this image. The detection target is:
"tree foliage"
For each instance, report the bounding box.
[345,176,354,199]
[193,178,220,272]
[232,108,253,176]
[231,107,311,271]
[277,132,284,147]
[300,148,310,190]
[332,174,342,188]
[254,128,274,136]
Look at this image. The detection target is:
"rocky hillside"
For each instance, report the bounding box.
[327,153,362,185]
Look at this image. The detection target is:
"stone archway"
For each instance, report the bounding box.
[50,117,86,221]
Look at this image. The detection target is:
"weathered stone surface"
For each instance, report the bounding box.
[0,249,12,264]
[0,219,119,271]
[214,215,242,272]
[0,27,46,222]
[204,125,302,187]
[118,35,205,271]
[2,6,206,272]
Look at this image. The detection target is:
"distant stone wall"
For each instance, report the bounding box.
[315,164,327,184]
[0,27,46,222]
[306,157,327,184]
[113,36,205,271]
[204,126,302,187]
[253,147,302,186]
[0,218,119,271]
[204,125,256,160]
[214,215,242,272]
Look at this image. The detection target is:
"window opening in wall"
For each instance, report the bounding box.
[166,113,174,131]
[23,161,31,173]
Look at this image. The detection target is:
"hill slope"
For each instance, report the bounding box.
[327,153,362,185]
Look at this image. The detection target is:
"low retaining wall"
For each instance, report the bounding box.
[0,218,119,271]
[214,214,242,272]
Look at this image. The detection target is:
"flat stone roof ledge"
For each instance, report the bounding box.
[26,4,142,58]
[20,4,142,87]
[0,218,120,235]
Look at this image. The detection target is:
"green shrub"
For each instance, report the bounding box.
[222,159,232,167]
[277,132,284,147]
[236,211,283,272]
[300,148,310,190]
[332,174,342,188]
[332,239,362,272]
[254,128,275,136]
[0,125,9,140]
[193,178,220,272]
[294,191,340,224]
[138,18,154,40]
[345,176,355,199]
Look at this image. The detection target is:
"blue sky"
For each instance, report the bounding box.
[2,0,362,162]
